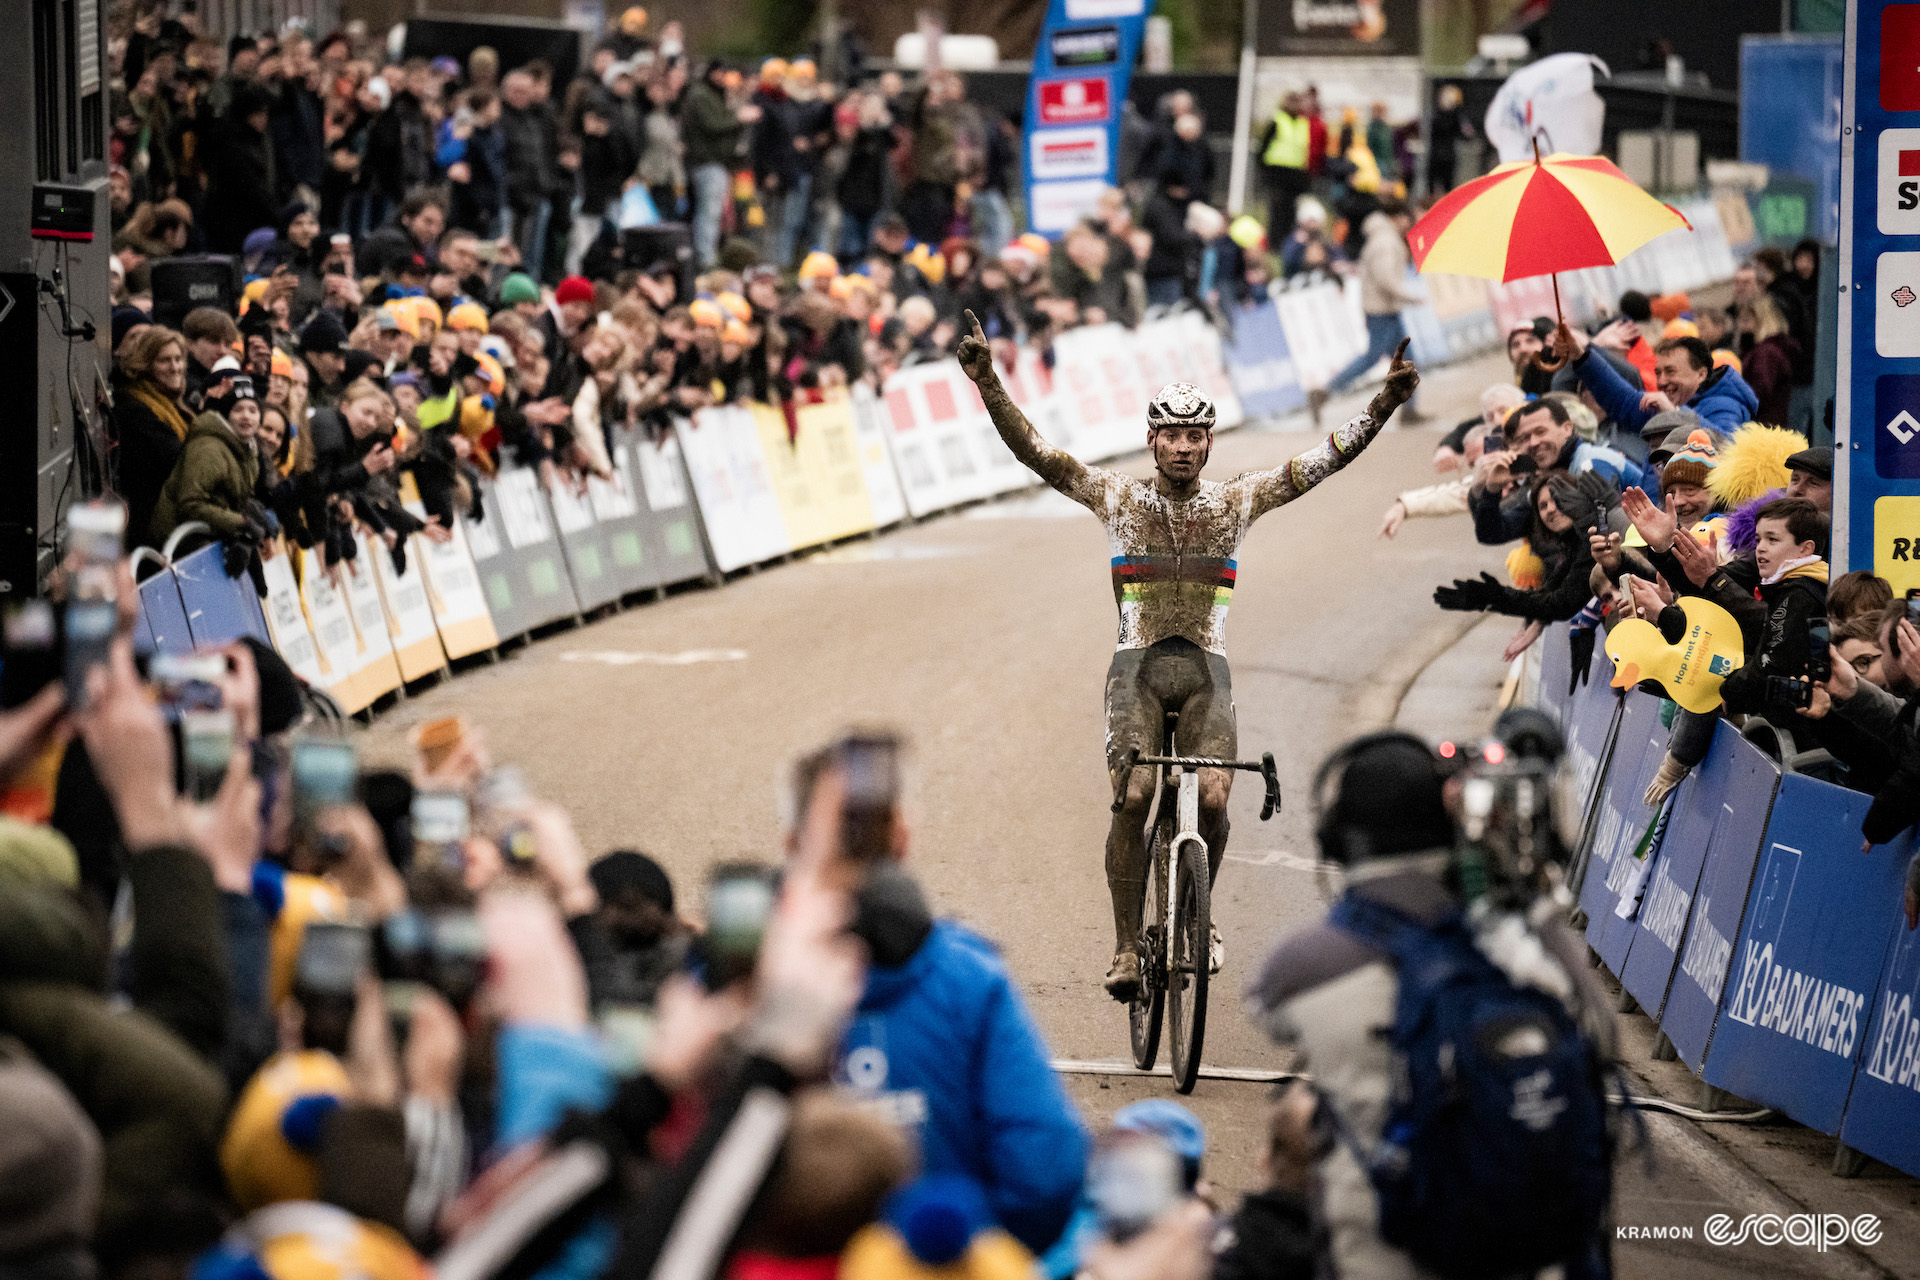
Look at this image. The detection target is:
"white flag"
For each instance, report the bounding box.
[1484,53,1610,163]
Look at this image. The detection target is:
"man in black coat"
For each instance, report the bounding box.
[203,85,280,252]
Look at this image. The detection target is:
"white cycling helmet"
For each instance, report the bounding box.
[1146,381,1216,431]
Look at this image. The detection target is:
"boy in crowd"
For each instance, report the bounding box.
[1716,496,1830,719]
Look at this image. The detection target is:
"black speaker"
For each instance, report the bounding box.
[621,223,695,306]
[151,255,241,331]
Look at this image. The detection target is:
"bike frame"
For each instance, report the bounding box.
[1163,766,1206,987]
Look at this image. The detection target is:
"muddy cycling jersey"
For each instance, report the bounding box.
[980,394,1395,653]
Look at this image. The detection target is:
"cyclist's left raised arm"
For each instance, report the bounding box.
[1242,341,1420,522]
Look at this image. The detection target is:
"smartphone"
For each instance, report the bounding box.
[63,599,116,710]
[475,766,537,866]
[1806,617,1831,684]
[66,500,127,567]
[411,789,470,873]
[1,599,59,708]
[1765,675,1814,710]
[377,908,487,1010]
[472,240,502,264]
[180,708,235,799]
[294,920,371,1001]
[1906,589,1920,626]
[700,863,777,991]
[1087,1133,1183,1244]
[292,737,359,820]
[324,261,347,277]
[150,652,227,714]
[837,733,900,864]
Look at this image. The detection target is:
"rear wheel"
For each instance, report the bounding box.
[1129,797,1171,1071]
[1168,843,1211,1094]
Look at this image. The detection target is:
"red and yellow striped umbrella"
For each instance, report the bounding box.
[1408,152,1691,283]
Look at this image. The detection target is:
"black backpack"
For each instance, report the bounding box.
[1327,894,1612,1278]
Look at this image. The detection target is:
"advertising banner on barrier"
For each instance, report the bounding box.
[415,515,499,659]
[258,552,322,685]
[1275,280,1367,392]
[1701,776,1913,1134]
[1169,312,1246,427]
[172,544,270,648]
[138,569,194,654]
[1536,625,1572,723]
[1840,843,1920,1178]
[294,548,376,712]
[584,443,653,598]
[1620,724,1779,1021]
[547,471,622,611]
[491,467,584,628]
[675,407,791,571]
[1579,693,1668,967]
[1423,271,1500,360]
[337,545,404,706]
[753,397,883,551]
[1222,301,1305,421]
[624,429,714,586]
[878,362,1020,513]
[1563,649,1621,829]
[371,529,449,681]
[461,478,534,644]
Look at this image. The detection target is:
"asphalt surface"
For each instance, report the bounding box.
[357,351,1920,1277]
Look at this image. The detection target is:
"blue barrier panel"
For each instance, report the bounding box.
[1579,693,1667,959]
[1563,646,1620,830]
[1536,623,1571,725]
[1840,839,1920,1179]
[1662,777,1775,1073]
[1221,301,1305,420]
[172,544,270,647]
[1622,724,1779,1021]
[1702,777,1913,1134]
[138,570,194,654]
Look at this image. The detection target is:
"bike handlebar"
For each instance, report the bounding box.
[1110,748,1283,820]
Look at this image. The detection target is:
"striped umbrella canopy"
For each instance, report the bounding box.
[1408,152,1691,283]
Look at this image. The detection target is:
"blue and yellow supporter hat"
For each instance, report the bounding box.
[192,1200,424,1280]
[841,1176,1034,1280]
[218,1050,353,1214]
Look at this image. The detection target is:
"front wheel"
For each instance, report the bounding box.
[1167,845,1210,1094]
[1129,826,1167,1071]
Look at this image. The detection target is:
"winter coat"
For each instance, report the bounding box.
[1355,211,1422,316]
[681,80,745,169]
[501,101,564,212]
[1246,862,1612,1280]
[112,381,190,551]
[1572,346,1760,437]
[364,91,433,204]
[1742,333,1799,426]
[447,119,509,234]
[269,76,327,195]
[634,105,685,191]
[841,914,1088,1253]
[836,124,893,219]
[1212,1189,1316,1280]
[151,411,262,547]
[756,93,830,187]
[1718,567,1828,716]
[579,125,638,218]
[1833,680,1920,844]
[0,846,230,1265]
[203,117,280,252]
[1140,189,1196,288]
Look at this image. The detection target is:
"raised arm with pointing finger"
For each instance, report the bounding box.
[957,309,1098,504]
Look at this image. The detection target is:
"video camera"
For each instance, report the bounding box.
[1437,708,1579,909]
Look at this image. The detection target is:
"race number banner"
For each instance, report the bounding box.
[1837,0,1920,583]
[1023,0,1150,235]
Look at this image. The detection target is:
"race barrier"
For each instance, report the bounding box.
[1532,622,1920,1178]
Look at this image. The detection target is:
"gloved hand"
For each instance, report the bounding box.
[222,534,256,578]
[1569,626,1595,695]
[1433,571,1507,612]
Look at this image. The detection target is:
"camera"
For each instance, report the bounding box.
[1440,708,1575,907]
[835,732,901,864]
[376,907,488,1013]
[1806,616,1831,684]
[1764,675,1813,710]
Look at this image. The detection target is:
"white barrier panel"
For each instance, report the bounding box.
[1005,347,1087,460]
[338,538,404,704]
[878,362,1020,514]
[1276,279,1367,391]
[1168,311,1246,428]
[369,526,445,681]
[849,384,911,528]
[675,406,791,571]
[298,547,373,712]
[416,512,498,658]
[260,550,323,687]
[1052,324,1146,461]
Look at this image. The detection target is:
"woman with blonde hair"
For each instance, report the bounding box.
[113,326,193,549]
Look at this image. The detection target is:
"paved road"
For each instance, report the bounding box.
[360,350,1508,1164]
[357,351,1920,1277]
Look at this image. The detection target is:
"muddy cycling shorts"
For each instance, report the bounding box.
[1104,636,1237,782]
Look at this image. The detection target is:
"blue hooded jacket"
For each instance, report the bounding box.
[836,919,1089,1254]
[1573,345,1759,436]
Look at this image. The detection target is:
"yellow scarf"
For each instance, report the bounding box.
[127,378,191,442]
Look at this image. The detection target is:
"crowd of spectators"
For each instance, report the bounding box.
[102,6,1291,582]
[1407,257,1920,925]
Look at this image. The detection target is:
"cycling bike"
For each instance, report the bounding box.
[1112,713,1281,1093]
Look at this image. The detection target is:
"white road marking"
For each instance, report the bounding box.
[559,649,748,665]
[1227,848,1338,874]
